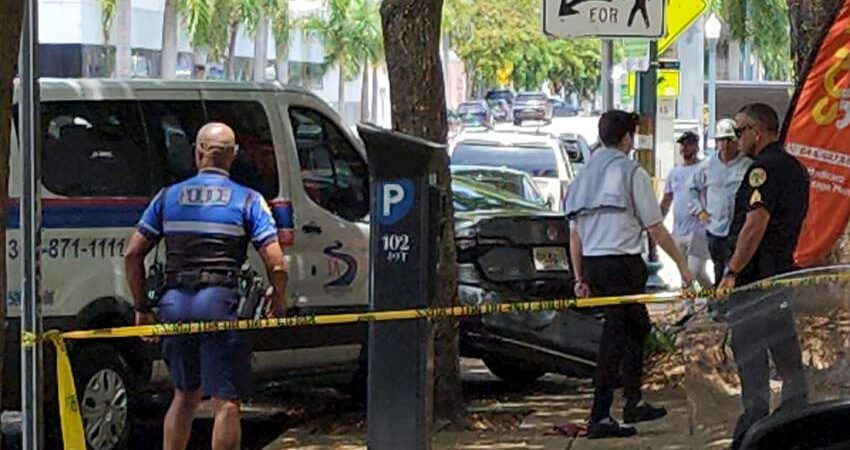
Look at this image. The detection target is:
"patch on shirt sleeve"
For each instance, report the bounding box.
[750,189,763,206]
[748,168,767,188]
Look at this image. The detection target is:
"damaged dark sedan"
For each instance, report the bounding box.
[452,176,602,382]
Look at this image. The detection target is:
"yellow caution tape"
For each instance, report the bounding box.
[23,270,850,449]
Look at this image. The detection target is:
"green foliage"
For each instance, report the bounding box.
[712,0,793,80]
[644,325,678,357]
[298,0,380,81]
[443,0,600,98]
[100,0,117,42]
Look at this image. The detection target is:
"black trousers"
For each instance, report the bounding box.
[583,255,650,422]
[707,231,731,287]
[729,292,808,449]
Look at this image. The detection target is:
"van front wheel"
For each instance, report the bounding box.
[75,344,134,450]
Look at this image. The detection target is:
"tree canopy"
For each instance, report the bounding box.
[709,0,793,80]
[444,0,601,98]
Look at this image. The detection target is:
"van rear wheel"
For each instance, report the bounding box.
[74,344,135,450]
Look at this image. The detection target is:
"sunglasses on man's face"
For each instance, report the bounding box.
[734,124,755,138]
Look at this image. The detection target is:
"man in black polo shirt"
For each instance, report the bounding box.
[718,103,809,450]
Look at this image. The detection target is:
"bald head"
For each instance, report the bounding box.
[195,122,237,171]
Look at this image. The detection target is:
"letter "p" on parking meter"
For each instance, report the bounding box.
[358,124,446,450]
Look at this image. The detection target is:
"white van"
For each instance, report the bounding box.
[5,79,372,450]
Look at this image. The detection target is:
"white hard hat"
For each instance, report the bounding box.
[716,118,737,140]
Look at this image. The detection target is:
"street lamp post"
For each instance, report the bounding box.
[706,13,722,155]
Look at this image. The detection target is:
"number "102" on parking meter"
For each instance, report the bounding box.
[378,179,414,263]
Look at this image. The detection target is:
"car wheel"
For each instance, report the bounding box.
[513,119,522,126]
[75,344,134,450]
[483,357,545,384]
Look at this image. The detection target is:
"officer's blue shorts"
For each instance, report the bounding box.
[158,286,251,400]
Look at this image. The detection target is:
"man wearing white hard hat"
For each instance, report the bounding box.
[685,118,753,285]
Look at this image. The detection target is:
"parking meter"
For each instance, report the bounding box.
[358,124,447,450]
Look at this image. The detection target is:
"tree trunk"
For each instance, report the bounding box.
[113,0,132,78]
[371,63,379,123]
[275,42,289,83]
[0,1,23,443]
[337,54,346,117]
[253,15,270,82]
[381,0,464,423]
[226,21,239,80]
[360,62,369,122]
[160,0,178,79]
[441,32,450,104]
[787,0,845,82]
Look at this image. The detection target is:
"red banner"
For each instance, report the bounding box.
[788,0,850,266]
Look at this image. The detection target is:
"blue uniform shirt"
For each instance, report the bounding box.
[137,168,277,276]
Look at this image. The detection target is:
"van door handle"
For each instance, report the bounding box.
[302,223,323,234]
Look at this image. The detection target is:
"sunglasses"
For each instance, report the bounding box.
[734,124,755,138]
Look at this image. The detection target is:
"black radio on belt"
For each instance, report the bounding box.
[144,261,166,307]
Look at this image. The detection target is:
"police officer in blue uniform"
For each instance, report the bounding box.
[124,122,289,450]
[718,104,809,450]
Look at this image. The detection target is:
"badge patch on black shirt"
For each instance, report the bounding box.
[750,189,762,206]
[749,168,767,188]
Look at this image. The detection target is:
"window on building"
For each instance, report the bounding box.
[289,107,368,221]
[41,101,151,196]
[205,101,280,199]
[288,61,324,89]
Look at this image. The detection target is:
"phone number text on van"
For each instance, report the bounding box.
[8,238,127,260]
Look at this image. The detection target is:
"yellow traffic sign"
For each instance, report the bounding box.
[658,0,707,54]
[628,69,680,99]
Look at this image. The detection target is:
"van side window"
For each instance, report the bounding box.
[41,101,151,196]
[288,107,368,221]
[140,101,205,187]
[205,101,280,199]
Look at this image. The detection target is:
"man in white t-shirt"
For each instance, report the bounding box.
[660,131,711,288]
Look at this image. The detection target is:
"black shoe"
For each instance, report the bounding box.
[587,417,637,439]
[623,401,668,424]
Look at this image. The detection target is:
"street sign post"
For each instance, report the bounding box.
[658,0,708,54]
[360,124,445,450]
[543,0,665,38]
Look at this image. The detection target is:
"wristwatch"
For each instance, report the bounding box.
[723,266,738,279]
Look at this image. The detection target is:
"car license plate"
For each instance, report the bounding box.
[533,247,569,271]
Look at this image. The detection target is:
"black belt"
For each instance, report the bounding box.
[166,270,238,289]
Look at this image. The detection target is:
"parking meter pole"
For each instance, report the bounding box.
[635,41,666,290]
[359,124,444,450]
[20,0,44,448]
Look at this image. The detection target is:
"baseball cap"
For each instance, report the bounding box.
[676,131,699,144]
[716,118,737,140]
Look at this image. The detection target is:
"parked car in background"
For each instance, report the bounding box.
[485,89,516,108]
[457,100,494,128]
[557,132,592,175]
[548,97,580,117]
[451,165,550,209]
[486,98,512,122]
[513,92,553,125]
[452,176,602,382]
[450,130,575,211]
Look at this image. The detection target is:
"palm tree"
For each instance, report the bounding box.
[357,0,381,122]
[161,0,179,78]
[299,0,377,115]
[100,0,132,78]
[271,0,291,83]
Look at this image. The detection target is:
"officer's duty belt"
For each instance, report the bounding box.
[166,270,238,289]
